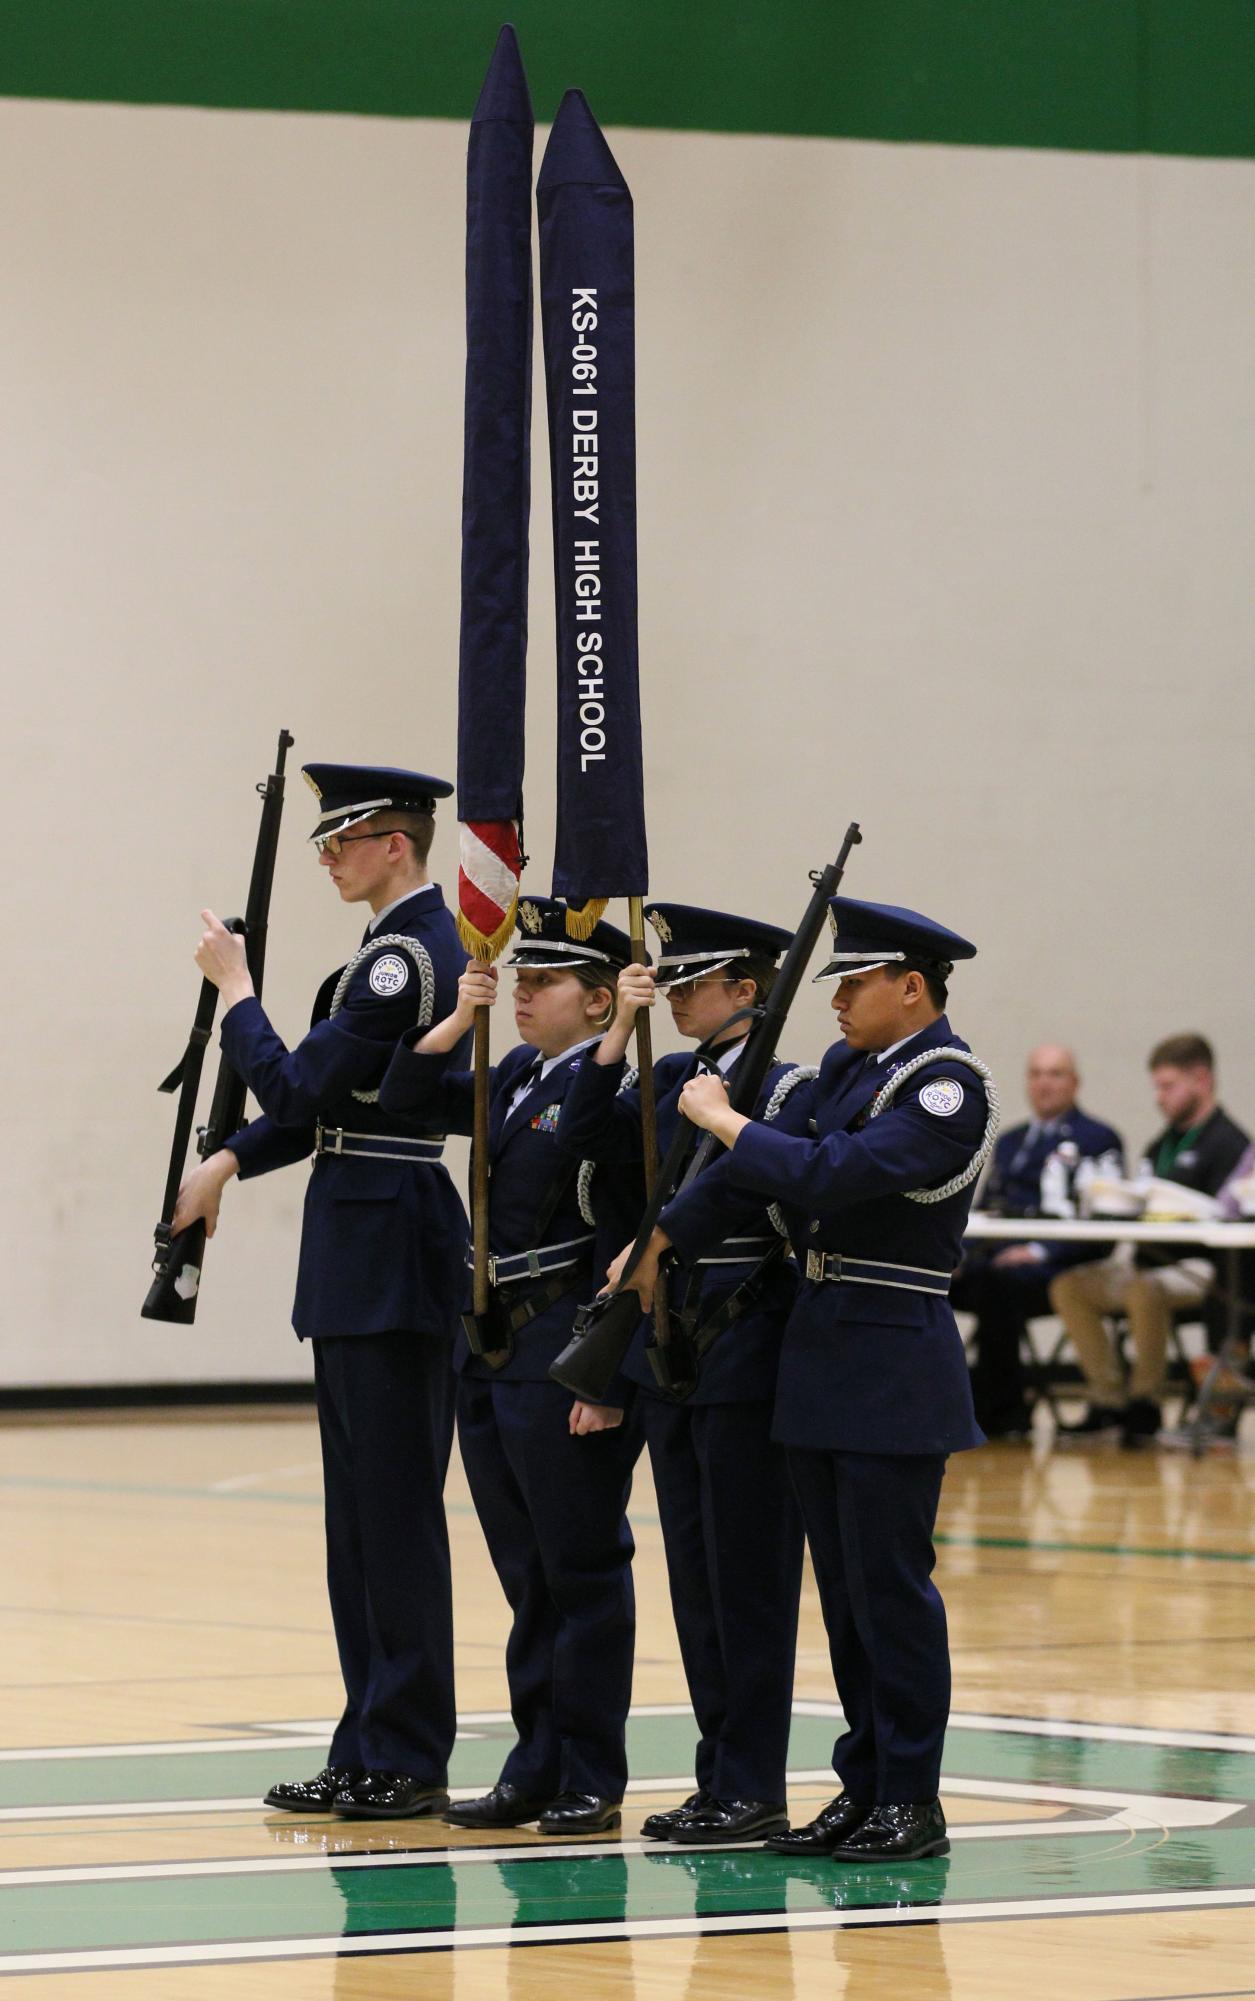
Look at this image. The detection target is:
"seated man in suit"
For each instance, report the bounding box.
[1053,1033,1249,1447]
[953,1045,1122,1437]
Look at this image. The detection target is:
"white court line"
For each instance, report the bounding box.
[210,1463,322,1493]
[11,1701,1255,1763]
[0,1769,1235,1842]
[5,1888,1255,1977]
[0,1812,1212,1889]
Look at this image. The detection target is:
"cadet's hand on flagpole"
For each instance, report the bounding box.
[595,963,656,1065]
[196,912,254,1010]
[569,1400,625,1436]
[454,960,499,1028]
[678,1073,750,1148]
[414,960,498,1054]
[171,1150,239,1238]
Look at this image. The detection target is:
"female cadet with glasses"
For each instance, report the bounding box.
[378,897,644,1837]
[553,903,806,1846]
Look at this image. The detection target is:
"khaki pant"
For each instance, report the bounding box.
[1048,1248,1213,1404]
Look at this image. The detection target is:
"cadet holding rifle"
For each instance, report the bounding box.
[554,904,805,1846]
[610,899,998,1863]
[172,761,470,1822]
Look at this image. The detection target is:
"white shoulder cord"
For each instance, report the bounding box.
[763,1064,820,1237]
[577,1063,639,1226]
[328,934,436,1106]
[867,1047,1001,1203]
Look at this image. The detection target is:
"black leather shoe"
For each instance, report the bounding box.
[331,1772,451,1820]
[827,1799,949,1861]
[1120,1397,1162,1448]
[537,1792,622,1835]
[1055,1403,1125,1441]
[764,1793,869,1855]
[668,1797,789,1844]
[641,1791,710,1840]
[444,1782,554,1829]
[263,1765,363,1813]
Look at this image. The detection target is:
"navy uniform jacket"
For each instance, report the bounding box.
[554,1047,800,1404]
[221,885,470,1341]
[977,1106,1123,1277]
[661,1016,987,1456]
[378,1038,645,1386]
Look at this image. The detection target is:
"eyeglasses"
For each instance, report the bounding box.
[666,976,739,998]
[314,828,411,858]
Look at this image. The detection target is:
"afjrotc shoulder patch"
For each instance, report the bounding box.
[919,1078,964,1117]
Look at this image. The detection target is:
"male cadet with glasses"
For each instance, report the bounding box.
[609,899,992,1863]
[953,1045,1123,1437]
[172,764,470,1820]
[1053,1032,1249,1447]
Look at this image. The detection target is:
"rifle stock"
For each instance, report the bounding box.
[142,729,294,1324]
[548,822,862,1400]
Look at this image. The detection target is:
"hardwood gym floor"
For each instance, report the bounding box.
[1,1411,1252,1997]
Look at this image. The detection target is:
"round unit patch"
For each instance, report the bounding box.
[368,952,410,997]
[919,1077,964,1117]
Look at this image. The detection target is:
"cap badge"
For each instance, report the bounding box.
[919,1078,964,1118]
[519,901,543,934]
[647,910,672,944]
[827,909,838,938]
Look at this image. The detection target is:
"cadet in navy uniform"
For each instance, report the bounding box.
[173,764,470,1820]
[955,1044,1122,1436]
[554,904,805,1846]
[378,898,644,1836]
[610,899,995,1863]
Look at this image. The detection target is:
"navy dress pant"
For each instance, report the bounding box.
[457,1376,638,1802]
[313,1330,457,1782]
[787,1448,949,1804]
[643,1397,803,1801]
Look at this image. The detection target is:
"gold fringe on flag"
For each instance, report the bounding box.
[564,896,609,940]
[457,894,519,965]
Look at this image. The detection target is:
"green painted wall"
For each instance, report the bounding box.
[1,0,1253,159]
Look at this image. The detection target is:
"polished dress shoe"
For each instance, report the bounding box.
[1120,1396,1162,1448]
[669,1797,789,1844]
[827,1799,949,1861]
[641,1791,710,1840]
[444,1782,554,1829]
[765,1792,869,1855]
[537,1791,622,1835]
[263,1765,363,1813]
[331,1771,450,1820]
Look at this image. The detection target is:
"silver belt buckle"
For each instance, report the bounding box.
[317,1125,344,1157]
[805,1250,823,1282]
[526,1250,543,1279]
[486,1253,498,1286]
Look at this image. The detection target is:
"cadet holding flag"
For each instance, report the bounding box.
[555,904,806,1845]
[610,899,998,1861]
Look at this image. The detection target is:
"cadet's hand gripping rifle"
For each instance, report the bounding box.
[141,730,294,1324]
[549,821,862,1402]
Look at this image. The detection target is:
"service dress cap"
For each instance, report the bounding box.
[303,762,454,843]
[645,902,792,991]
[814,897,977,985]
[506,895,634,973]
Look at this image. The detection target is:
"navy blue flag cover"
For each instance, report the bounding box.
[457,23,532,960]
[538,88,649,932]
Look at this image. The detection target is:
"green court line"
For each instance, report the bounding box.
[0,0,1253,159]
[3,1714,1254,1813]
[936,1532,1255,1566]
[3,1830,1255,1958]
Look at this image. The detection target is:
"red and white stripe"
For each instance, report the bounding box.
[457,820,523,962]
